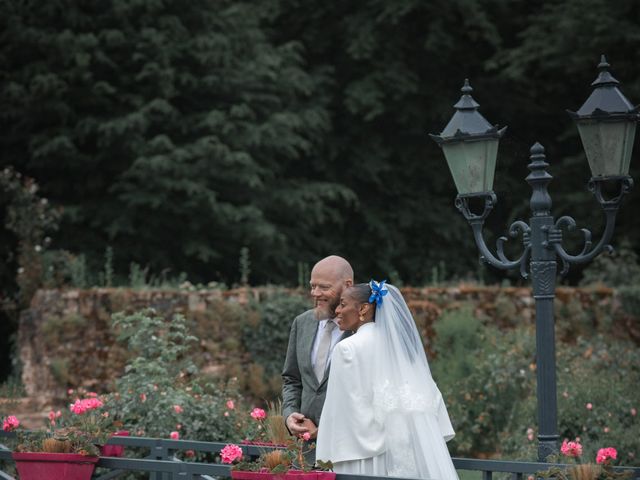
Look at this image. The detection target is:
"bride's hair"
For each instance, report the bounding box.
[347,283,376,320]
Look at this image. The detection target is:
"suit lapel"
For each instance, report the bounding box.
[300,314,320,385]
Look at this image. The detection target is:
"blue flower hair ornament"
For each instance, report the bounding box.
[368,279,388,308]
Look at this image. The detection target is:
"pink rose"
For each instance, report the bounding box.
[224,412,230,417]
[173,405,183,414]
[70,397,104,415]
[631,408,637,416]
[70,399,86,415]
[85,397,103,410]
[560,439,583,458]
[139,393,147,402]
[301,432,311,441]
[2,416,19,432]
[586,403,593,410]
[596,447,617,464]
[185,450,195,458]
[220,444,243,464]
[526,428,534,442]
[250,408,266,420]
[226,400,235,410]
[170,431,180,440]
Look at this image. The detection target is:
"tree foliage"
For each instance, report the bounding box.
[0,0,351,285]
[1,0,638,288]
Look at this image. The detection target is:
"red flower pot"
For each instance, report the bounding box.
[285,470,336,480]
[231,471,275,480]
[12,452,99,480]
[316,472,336,480]
[100,430,130,457]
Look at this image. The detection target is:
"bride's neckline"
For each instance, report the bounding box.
[355,321,375,333]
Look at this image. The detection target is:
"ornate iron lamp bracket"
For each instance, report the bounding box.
[550,175,633,275]
[455,192,531,276]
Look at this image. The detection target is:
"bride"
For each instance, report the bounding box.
[315,280,458,480]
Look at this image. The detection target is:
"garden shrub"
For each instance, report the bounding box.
[431,307,640,466]
[618,285,640,317]
[555,296,598,341]
[431,305,483,382]
[501,334,640,465]
[106,309,246,442]
[433,319,536,456]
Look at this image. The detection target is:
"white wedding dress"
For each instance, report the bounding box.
[316,285,458,480]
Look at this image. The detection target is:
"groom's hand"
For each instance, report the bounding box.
[286,412,309,435]
[299,418,318,439]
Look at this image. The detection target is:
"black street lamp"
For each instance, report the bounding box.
[431,55,638,462]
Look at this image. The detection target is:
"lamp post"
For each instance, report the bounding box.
[431,55,638,462]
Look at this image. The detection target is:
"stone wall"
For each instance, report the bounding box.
[18,285,625,404]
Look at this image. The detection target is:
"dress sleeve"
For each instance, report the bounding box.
[316,338,386,464]
[436,389,455,442]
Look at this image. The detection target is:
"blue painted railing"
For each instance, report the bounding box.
[1,432,639,480]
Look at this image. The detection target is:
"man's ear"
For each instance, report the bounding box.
[345,279,353,288]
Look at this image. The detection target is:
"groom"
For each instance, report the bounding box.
[281,255,353,440]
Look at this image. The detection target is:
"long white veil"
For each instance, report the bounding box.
[371,284,457,479]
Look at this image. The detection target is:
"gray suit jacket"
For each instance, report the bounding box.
[281,309,350,427]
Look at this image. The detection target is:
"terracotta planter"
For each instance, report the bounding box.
[12,452,99,480]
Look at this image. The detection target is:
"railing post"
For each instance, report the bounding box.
[150,439,171,480]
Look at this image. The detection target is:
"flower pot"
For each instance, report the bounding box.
[12,452,99,480]
[315,472,336,480]
[100,430,130,457]
[231,471,276,480]
[285,470,336,480]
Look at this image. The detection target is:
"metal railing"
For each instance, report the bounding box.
[1,433,639,480]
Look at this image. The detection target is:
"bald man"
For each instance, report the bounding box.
[281,255,354,441]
